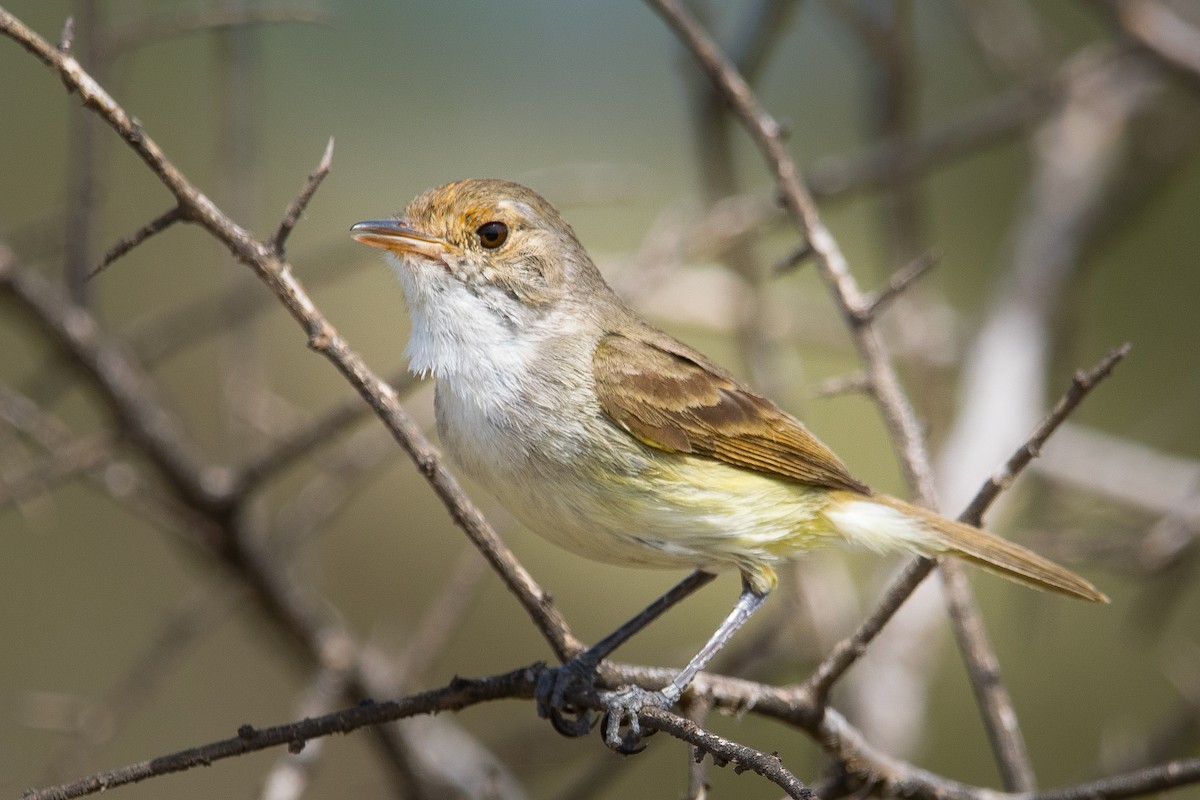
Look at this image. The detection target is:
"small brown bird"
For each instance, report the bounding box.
[352,179,1105,749]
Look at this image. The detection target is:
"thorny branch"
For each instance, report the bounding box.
[19,660,1200,800]
[0,6,580,664]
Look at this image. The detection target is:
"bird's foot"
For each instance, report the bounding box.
[598,685,677,754]
[535,658,600,737]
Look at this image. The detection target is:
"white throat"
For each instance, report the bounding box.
[391,253,540,414]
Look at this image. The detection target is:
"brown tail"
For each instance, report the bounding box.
[877,495,1108,603]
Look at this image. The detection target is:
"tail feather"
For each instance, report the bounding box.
[832,493,1108,603]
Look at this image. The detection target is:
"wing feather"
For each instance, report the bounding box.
[593,332,869,494]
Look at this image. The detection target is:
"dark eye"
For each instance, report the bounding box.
[476,221,509,249]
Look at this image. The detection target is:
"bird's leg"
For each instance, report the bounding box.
[536,569,716,737]
[601,579,768,753]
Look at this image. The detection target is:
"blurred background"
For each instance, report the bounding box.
[2,1,1199,798]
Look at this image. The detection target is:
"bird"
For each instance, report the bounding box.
[351,178,1105,750]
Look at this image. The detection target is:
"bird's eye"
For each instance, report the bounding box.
[476,221,509,249]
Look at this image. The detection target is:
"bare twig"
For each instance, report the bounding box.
[19,667,536,800]
[960,344,1132,525]
[89,204,185,280]
[772,241,814,275]
[939,562,1036,790]
[235,368,416,492]
[812,704,1200,800]
[808,371,871,399]
[803,345,1129,704]
[0,432,115,507]
[860,246,941,320]
[640,707,815,800]
[271,136,333,255]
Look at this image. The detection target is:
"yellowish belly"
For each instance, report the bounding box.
[489,452,838,577]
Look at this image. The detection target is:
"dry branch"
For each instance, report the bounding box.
[0,7,579,663]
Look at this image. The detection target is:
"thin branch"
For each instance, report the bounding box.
[271,136,333,255]
[808,371,871,399]
[1032,759,1200,800]
[802,344,1130,704]
[960,344,1132,525]
[860,246,941,320]
[0,432,115,507]
[128,239,374,368]
[813,705,1200,800]
[19,667,536,800]
[939,561,1036,791]
[639,707,816,800]
[89,204,185,279]
[235,368,416,492]
[772,241,814,275]
[799,556,936,706]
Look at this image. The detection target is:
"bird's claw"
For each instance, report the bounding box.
[599,685,671,754]
[535,658,600,738]
[537,661,677,753]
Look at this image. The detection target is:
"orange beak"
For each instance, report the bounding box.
[350,219,450,261]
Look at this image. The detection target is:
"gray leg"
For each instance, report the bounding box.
[601,579,768,752]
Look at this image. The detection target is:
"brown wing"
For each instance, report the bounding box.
[593,331,869,494]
